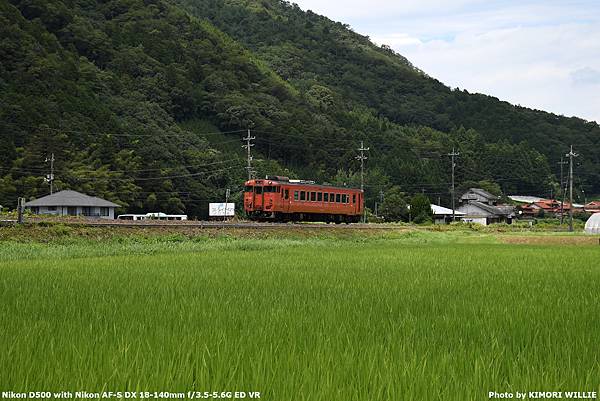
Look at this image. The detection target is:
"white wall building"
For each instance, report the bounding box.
[25,190,119,219]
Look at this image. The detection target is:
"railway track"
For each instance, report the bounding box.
[12,219,401,230]
[72,221,399,230]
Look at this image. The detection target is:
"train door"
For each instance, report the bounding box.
[253,185,264,210]
[282,186,291,213]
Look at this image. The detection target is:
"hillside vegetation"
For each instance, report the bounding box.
[1,0,598,217]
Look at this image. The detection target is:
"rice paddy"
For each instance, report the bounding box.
[1,231,599,400]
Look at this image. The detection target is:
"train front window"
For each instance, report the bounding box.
[245,186,253,192]
[255,187,263,194]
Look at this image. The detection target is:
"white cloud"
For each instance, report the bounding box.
[571,67,600,86]
[293,0,600,122]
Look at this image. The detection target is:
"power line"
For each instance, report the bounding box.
[2,122,247,138]
[64,165,242,182]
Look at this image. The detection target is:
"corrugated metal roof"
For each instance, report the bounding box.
[431,204,465,216]
[24,190,120,207]
[509,195,545,203]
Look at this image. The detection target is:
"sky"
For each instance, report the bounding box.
[291,0,600,123]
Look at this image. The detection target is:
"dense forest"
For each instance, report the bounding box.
[1,0,598,217]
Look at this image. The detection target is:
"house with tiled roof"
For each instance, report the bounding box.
[457,188,515,225]
[520,199,575,218]
[460,188,500,206]
[585,201,600,213]
[25,190,119,219]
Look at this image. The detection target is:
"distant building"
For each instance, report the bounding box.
[520,199,568,218]
[460,188,500,206]
[519,199,585,218]
[457,202,515,225]
[585,201,600,213]
[457,188,515,225]
[25,190,119,219]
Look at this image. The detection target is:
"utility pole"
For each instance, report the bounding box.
[242,129,255,180]
[17,197,25,224]
[375,190,384,218]
[566,145,578,232]
[356,141,369,223]
[224,188,230,222]
[45,153,55,194]
[448,148,460,221]
[558,157,567,224]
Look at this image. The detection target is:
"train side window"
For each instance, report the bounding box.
[294,191,299,201]
[317,192,322,202]
[342,194,347,203]
[336,193,341,203]
[300,191,306,201]
[324,193,329,202]
[285,189,289,199]
[353,194,356,203]
[310,192,316,201]
[330,193,335,202]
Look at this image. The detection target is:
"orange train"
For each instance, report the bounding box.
[244,176,364,223]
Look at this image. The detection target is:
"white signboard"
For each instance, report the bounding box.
[209,203,235,217]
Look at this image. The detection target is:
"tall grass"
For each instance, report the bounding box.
[1,238,599,400]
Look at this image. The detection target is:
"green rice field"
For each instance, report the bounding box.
[1,231,599,400]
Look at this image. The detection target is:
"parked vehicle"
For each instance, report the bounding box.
[117,213,188,221]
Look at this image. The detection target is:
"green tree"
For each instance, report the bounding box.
[410,193,433,224]
[379,186,408,222]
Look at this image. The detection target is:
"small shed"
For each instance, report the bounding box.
[585,213,600,234]
[25,190,119,219]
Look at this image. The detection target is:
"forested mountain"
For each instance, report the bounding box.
[1,0,598,217]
